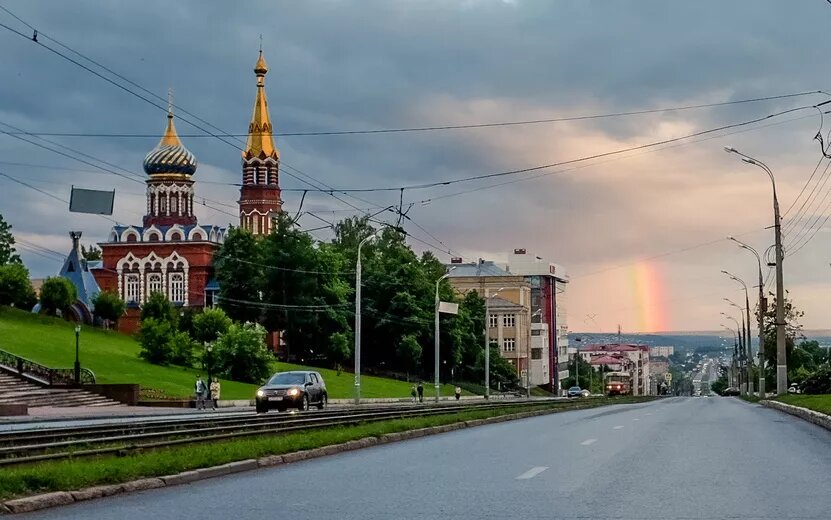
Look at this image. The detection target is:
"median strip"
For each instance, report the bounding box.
[0,398,650,514]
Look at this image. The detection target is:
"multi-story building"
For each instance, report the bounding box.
[447,260,532,385]
[650,346,675,358]
[505,248,569,391]
[579,343,651,395]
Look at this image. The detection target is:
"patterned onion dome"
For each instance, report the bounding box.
[142,113,197,176]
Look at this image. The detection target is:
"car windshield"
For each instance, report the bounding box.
[268,373,305,385]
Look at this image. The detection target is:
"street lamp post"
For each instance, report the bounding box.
[723,270,754,393]
[729,237,766,396]
[721,324,738,387]
[354,232,379,405]
[724,298,748,394]
[721,313,743,391]
[74,324,81,385]
[725,147,786,395]
[434,267,456,403]
[483,287,505,400]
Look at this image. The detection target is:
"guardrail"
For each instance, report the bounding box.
[0,348,95,386]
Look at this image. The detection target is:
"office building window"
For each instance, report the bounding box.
[531,329,542,336]
[532,348,543,360]
[503,338,515,352]
[503,314,516,328]
[489,314,498,328]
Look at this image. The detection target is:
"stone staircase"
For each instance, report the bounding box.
[0,372,121,408]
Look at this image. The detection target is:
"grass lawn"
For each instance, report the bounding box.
[0,307,466,400]
[777,394,831,415]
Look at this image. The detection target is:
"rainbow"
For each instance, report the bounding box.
[629,261,667,332]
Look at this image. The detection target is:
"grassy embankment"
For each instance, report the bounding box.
[0,397,648,500]
[0,307,462,400]
[776,394,831,415]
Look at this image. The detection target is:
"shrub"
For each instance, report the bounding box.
[39,277,77,316]
[91,290,125,327]
[168,330,196,366]
[799,367,831,394]
[192,307,232,344]
[0,263,36,309]
[138,318,174,365]
[140,292,178,326]
[213,322,272,383]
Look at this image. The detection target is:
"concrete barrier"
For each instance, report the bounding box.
[4,492,74,514]
[761,400,831,431]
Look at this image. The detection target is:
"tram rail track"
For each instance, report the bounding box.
[0,399,573,467]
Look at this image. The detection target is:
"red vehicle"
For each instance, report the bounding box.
[605,372,632,396]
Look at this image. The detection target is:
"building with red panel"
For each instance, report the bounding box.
[92,106,226,333]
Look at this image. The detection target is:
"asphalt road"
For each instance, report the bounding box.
[21,397,831,519]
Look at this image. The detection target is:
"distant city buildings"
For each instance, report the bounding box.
[579,343,651,395]
[650,345,675,358]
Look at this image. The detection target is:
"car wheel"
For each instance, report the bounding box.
[255,402,268,414]
[317,394,327,410]
[298,394,309,411]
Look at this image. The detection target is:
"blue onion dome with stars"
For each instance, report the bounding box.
[142,111,197,176]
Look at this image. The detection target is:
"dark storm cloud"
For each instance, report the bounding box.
[3,0,831,329]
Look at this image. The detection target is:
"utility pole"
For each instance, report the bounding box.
[434,269,455,403]
[725,148,786,394]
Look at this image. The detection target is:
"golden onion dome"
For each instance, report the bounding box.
[143,112,197,176]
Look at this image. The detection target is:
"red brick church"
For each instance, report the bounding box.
[93,51,283,332]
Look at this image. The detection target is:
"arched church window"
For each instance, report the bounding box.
[147,273,163,296]
[169,273,185,303]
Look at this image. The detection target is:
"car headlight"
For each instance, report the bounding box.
[288,387,299,396]
[256,389,265,398]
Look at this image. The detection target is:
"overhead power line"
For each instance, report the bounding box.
[1,91,822,139]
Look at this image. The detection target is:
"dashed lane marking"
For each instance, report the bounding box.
[613,425,624,430]
[515,466,549,480]
[580,438,598,446]
[632,418,640,421]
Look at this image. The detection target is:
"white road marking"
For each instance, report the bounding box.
[613,425,624,430]
[515,466,549,480]
[580,438,598,446]
[645,413,653,416]
[632,418,640,421]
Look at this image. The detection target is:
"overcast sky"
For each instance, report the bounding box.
[3,0,831,332]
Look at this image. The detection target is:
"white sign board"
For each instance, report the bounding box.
[438,301,459,315]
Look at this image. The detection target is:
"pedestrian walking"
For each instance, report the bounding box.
[455,385,462,401]
[410,384,417,403]
[210,377,221,410]
[195,375,207,410]
[417,382,424,403]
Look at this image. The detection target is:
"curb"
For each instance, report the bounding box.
[0,403,603,515]
[761,400,831,431]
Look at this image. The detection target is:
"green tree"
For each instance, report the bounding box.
[192,307,232,344]
[214,227,263,323]
[0,214,21,266]
[0,263,36,309]
[138,318,174,365]
[762,294,804,389]
[39,276,77,316]
[213,322,273,383]
[177,307,201,337]
[81,245,102,261]
[91,290,125,327]
[168,330,196,366]
[397,334,422,380]
[140,291,178,326]
[260,214,326,361]
[326,331,352,374]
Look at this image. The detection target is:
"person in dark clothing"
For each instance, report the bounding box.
[417,382,424,403]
